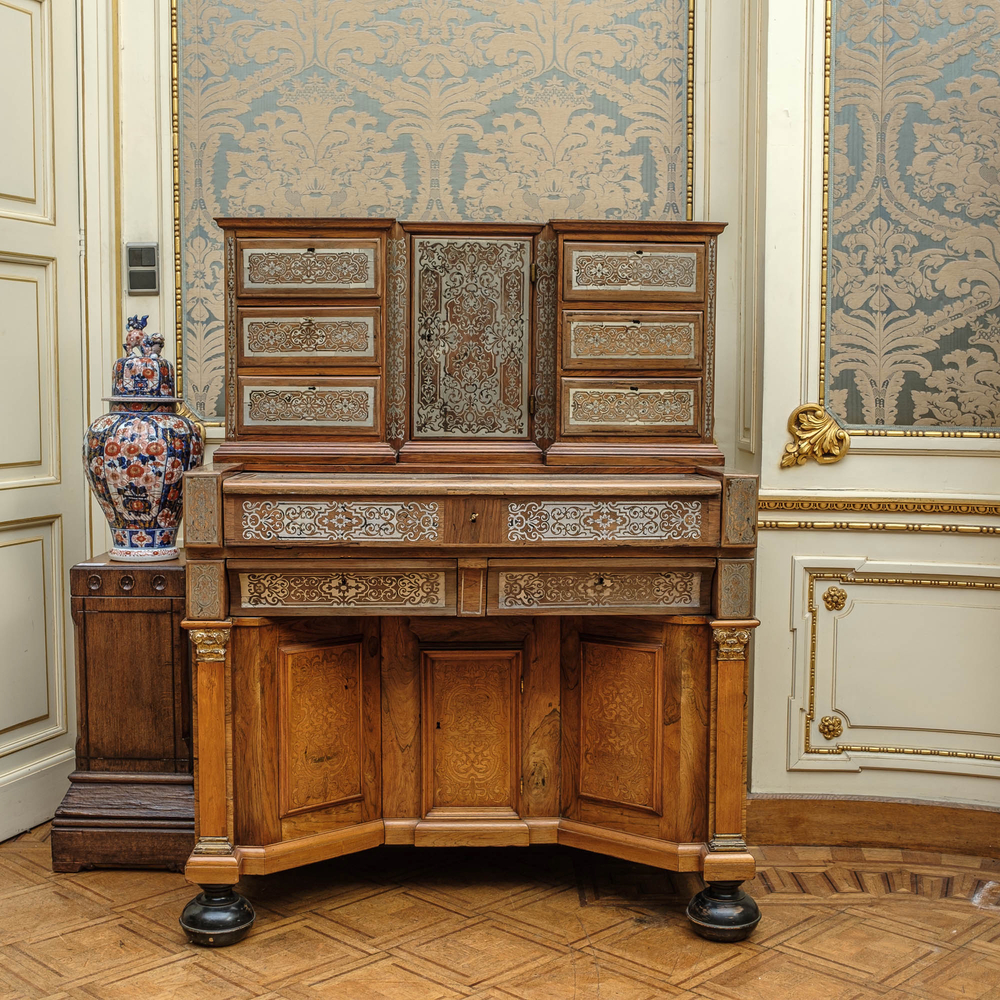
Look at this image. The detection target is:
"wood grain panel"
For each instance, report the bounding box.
[380,618,422,820]
[579,638,663,815]
[522,618,560,817]
[278,639,364,818]
[422,650,520,816]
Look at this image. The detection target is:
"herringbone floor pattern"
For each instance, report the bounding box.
[2,825,999,999]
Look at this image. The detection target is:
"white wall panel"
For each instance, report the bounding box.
[0,0,52,221]
[0,519,65,757]
[0,256,56,484]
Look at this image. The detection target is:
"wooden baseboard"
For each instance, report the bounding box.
[747,794,1000,858]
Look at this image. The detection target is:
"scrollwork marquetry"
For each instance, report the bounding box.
[780,403,851,467]
[717,562,753,619]
[724,478,758,545]
[712,627,752,661]
[244,249,372,288]
[244,317,372,355]
[533,232,557,445]
[412,237,531,438]
[239,571,446,610]
[507,500,702,542]
[569,318,696,360]
[386,235,408,444]
[568,387,694,427]
[187,561,226,621]
[571,248,698,292]
[244,387,373,425]
[184,475,220,545]
[498,570,701,610]
[225,233,237,438]
[189,628,231,662]
[241,500,439,542]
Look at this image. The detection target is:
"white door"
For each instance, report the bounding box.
[0,0,88,838]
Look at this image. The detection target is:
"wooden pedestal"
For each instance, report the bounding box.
[51,556,194,872]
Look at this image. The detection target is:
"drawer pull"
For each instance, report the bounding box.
[469,512,479,523]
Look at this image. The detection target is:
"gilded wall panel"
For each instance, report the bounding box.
[178,0,691,419]
[827,1,1000,430]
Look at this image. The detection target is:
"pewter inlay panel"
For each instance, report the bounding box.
[240,571,446,609]
[242,386,375,427]
[568,317,696,360]
[568,387,695,427]
[498,570,701,609]
[412,236,531,438]
[242,247,375,290]
[570,248,698,292]
[507,500,702,542]
[242,500,440,542]
[242,316,375,357]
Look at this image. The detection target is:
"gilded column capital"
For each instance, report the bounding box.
[712,626,752,660]
[188,626,231,661]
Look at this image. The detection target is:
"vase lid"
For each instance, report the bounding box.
[110,315,177,400]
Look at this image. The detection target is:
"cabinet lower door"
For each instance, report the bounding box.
[421,649,521,820]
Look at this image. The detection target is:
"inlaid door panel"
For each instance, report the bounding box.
[578,637,664,815]
[275,627,381,839]
[421,649,520,818]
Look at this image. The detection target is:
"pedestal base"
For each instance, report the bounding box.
[179,885,255,947]
[686,880,761,942]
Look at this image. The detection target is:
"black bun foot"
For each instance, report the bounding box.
[179,884,255,946]
[686,880,760,942]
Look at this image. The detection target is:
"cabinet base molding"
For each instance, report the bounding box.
[747,794,1000,858]
[555,820,703,872]
[50,772,194,872]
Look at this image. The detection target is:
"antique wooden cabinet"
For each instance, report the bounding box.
[51,556,193,872]
[179,218,760,946]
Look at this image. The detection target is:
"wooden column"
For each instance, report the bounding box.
[703,619,758,884]
[183,621,239,885]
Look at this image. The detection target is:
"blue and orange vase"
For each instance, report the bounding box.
[84,315,203,561]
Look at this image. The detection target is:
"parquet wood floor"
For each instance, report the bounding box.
[2,825,999,999]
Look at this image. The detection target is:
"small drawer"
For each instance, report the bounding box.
[238,239,381,297]
[229,561,457,616]
[238,306,380,366]
[560,378,702,436]
[238,376,381,436]
[486,559,712,614]
[563,242,704,302]
[562,310,702,369]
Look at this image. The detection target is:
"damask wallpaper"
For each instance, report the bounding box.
[177,0,691,420]
[827,0,1000,430]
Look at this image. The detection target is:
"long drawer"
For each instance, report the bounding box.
[562,241,705,302]
[486,559,713,615]
[562,310,703,370]
[237,238,382,297]
[228,561,457,616]
[237,376,382,436]
[237,306,381,366]
[228,493,719,547]
[560,378,703,436]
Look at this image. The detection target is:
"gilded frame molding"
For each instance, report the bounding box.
[803,571,1000,763]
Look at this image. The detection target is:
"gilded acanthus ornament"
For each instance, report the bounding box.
[780,403,850,467]
[818,716,843,740]
[822,586,848,611]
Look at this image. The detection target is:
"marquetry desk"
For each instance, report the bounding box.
[176,217,760,947]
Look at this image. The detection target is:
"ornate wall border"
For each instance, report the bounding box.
[802,570,1000,763]
[168,0,697,428]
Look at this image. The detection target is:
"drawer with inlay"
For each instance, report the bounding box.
[560,377,703,436]
[237,376,382,436]
[562,241,705,302]
[237,238,382,297]
[237,306,381,366]
[486,559,713,614]
[226,491,718,548]
[561,310,703,370]
[227,560,458,616]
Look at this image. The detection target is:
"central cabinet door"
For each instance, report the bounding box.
[421,650,521,818]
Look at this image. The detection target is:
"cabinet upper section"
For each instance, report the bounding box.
[213,218,726,473]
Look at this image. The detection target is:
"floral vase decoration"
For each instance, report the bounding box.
[84,315,203,561]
